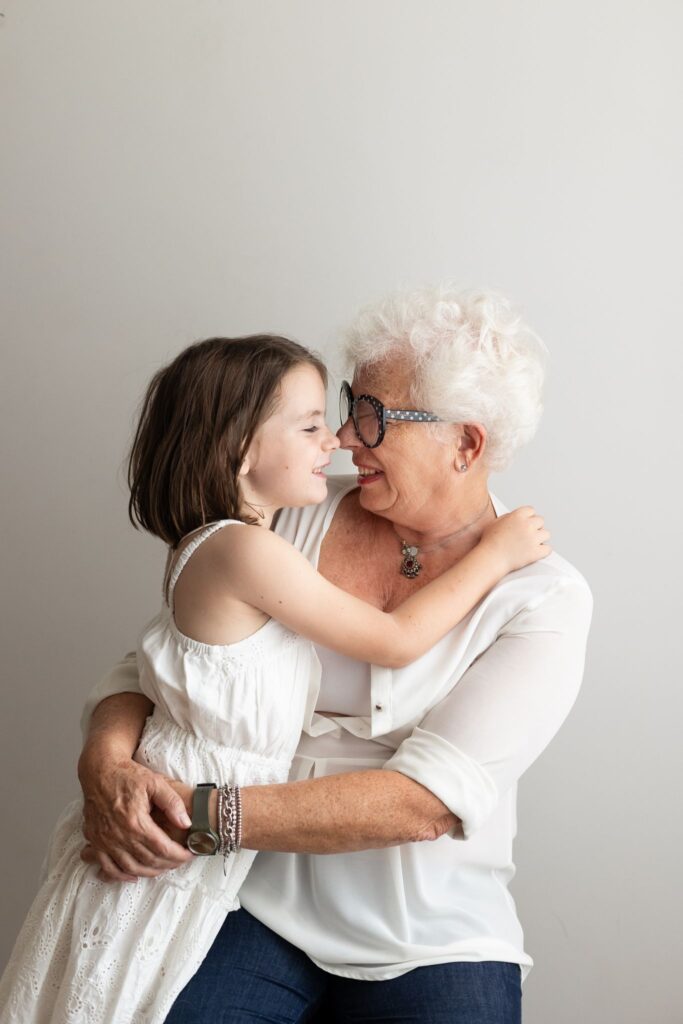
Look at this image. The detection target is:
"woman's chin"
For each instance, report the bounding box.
[357,480,392,513]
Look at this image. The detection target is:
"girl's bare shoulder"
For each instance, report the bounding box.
[192,521,291,576]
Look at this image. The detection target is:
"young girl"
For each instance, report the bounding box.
[0,335,549,1024]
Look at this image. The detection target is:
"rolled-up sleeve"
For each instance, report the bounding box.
[79,651,144,740]
[383,579,593,838]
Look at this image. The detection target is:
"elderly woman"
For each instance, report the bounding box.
[78,285,592,1024]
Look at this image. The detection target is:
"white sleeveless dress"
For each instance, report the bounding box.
[0,521,321,1024]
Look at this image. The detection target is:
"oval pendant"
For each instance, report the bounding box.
[400,555,422,578]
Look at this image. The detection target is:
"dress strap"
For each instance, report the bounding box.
[165,520,245,606]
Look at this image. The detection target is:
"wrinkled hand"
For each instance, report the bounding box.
[149,779,194,846]
[79,755,194,883]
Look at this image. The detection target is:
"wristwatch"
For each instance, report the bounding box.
[186,783,219,856]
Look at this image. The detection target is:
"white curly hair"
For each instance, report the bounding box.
[343,284,547,471]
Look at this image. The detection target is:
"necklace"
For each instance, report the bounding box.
[398,498,493,578]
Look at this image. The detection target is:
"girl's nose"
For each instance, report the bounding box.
[324,426,341,451]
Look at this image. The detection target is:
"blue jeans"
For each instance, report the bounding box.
[165,908,522,1023]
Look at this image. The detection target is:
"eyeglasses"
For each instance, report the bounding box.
[339,380,443,448]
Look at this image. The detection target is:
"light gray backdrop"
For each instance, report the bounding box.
[1,2,681,1021]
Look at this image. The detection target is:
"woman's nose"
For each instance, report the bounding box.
[336,416,360,450]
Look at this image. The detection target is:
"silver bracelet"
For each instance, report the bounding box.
[217,784,242,858]
[234,785,242,851]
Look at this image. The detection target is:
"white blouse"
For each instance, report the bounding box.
[83,477,593,982]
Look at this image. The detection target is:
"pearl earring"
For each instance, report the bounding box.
[459,464,468,472]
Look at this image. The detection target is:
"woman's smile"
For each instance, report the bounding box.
[355,463,384,485]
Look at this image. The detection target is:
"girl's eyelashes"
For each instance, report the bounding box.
[303,426,319,433]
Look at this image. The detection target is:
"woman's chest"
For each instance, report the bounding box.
[318,506,453,612]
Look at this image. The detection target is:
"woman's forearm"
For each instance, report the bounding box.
[78,699,457,863]
[78,692,194,879]
[235,769,459,853]
[78,692,153,781]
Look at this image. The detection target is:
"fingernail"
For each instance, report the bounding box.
[180,812,191,827]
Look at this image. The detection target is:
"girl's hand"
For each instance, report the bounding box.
[480,506,551,573]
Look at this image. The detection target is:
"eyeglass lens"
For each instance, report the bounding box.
[340,384,381,446]
[355,399,380,445]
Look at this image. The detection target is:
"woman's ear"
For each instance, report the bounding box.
[454,424,487,472]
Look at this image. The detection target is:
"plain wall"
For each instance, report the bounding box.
[1,2,682,1020]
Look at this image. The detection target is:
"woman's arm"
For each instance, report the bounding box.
[240,770,457,850]
[79,668,456,880]
[83,576,590,877]
[216,508,549,669]
[82,766,458,875]
[119,579,591,858]
[148,769,458,855]
[79,689,194,881]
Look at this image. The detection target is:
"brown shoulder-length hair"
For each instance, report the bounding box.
[128,335,328,547]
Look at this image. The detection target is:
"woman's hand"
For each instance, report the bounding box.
[79,751,194,882]
[480,506,551,573]
[149,779,195,846]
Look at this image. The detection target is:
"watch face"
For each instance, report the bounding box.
[187,831,219,856]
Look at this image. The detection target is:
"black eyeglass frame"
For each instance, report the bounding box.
[339,380,443,449]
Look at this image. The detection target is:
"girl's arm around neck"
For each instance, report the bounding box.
[208,512,548,668]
